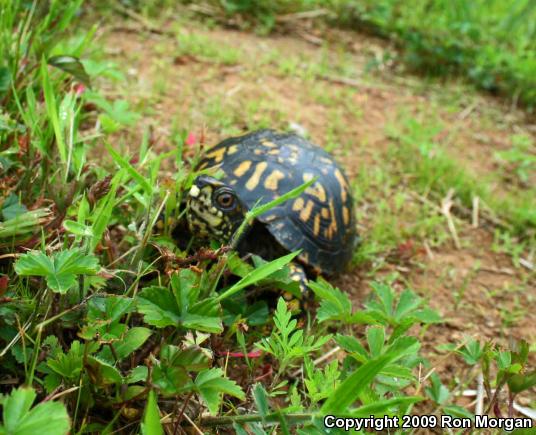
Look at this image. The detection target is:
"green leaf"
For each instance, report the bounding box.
[1,194,27,221]
[458,339,482,365]
[394,288,422,321]
[216,251,300,302]
[508,370,536,394]
[86,356,123,385]
[253,383,270,418]
[334,334,368,360]
[321,353,398,414]
[137,284,222,333]
[105,143,152,194]
[309,279,352,322]
[137,286,180,328]
[99,327,152,362]
[41,58,66,164]
[141,390,163,435]
[195,368,245,415]
[48,55,91,87]
[425,373,450,405]
[0,67,10,94]
[90,171,122,252]
[0,387,70,435]
[63,220,93,237]
[366,326,385,357]
[14,249,99,293]
[0,209,49,239]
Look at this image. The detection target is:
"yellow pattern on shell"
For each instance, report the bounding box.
[299,200,314,222]
[292,197,305,211]
[264,169,285,191]
[245,162,268,191]
[313,213,320,236]
[334,168,348,202]
[206,147,226,163]
[261,139,278,148]
[306,182,327,202]
[343,206,350,226]
[233,160,252,177]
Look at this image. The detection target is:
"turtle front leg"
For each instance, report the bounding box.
[283,262,309,301]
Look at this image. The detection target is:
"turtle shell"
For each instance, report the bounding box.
[197,129,357,275]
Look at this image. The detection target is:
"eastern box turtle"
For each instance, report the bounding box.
[186,129,357,286]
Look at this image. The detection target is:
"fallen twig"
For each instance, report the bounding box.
[441,189,461,249]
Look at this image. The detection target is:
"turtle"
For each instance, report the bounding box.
[186,129,358,290]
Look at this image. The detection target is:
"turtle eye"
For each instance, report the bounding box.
[216,192,235,209]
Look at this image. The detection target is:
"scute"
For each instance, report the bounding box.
[197,129,357,275]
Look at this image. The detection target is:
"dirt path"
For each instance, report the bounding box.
[97,17,535,371]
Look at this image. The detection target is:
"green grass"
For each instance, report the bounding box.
[186,0,536,108]
[386,112,536,236]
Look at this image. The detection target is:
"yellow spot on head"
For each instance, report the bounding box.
[245,162,268,191]
[268,149,280,155]
[206,147,226,163]
[227,144,239,155]
[321,208,330,219]
[292,197,304,211]
[299,200,314,222]
[264,170,285,191]
[233,160,252,177]
[189,185,201,198]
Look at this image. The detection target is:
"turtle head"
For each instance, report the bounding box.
[186,175,247,242]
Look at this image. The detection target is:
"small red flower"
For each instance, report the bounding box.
[185,132,197,146]
[74,83,86,97]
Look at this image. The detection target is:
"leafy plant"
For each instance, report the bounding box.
[256,298,331,375]
[14,249,99,294]
[0,387,70,435]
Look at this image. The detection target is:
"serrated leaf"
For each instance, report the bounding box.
[99,327,152,362]
[1,387,70,435]
[195,368,245,415]
[14,249,99,293]
[86,356,123,385]
[366,326,385,357]
[137,286,222,333]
